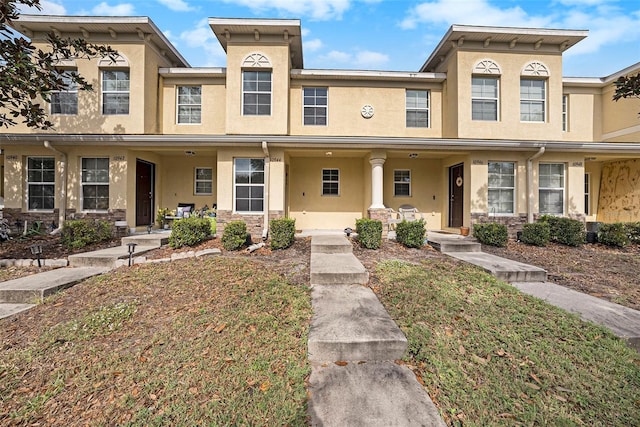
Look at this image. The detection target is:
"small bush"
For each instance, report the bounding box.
[356,218,382,249]
[598,223,629,248]
[539,215,585,246]
[270,218,296,250]
[168,217,211,249]
[207,217,217,236]
[396,219,426,248]
[521,222,550,246]
[473,223,508,247]
[624,222,640,244]
[222,220,247,251]
[61,219,112,250]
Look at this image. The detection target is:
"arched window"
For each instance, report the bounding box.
[472,59,501,121]
[241,53,272,115]
[522,61,549,77]
[99,54,130,115]
[520,62,549,122]
[473,59,501,75]
[242,53,271,68]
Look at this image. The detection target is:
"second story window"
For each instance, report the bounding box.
[520,79,546,122]
[242,71,271,116]
[472,77,499,121]
[303,87,328,125]
[406,90,429,127]
[102,70,129,115]
[51,70,78,115]
[177,86,201,124]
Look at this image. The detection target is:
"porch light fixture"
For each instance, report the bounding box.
[185,150,196,156]
[409,153,418,158]
[127,242,137,266]
[325,151,332,157]
[29,244,43,268]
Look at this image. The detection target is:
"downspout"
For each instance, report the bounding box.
[261,141,270,240]
[527,146,546,224]
[43,140,67,234]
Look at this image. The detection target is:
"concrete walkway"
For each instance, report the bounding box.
[306,235,446,426]
[427,231,640,350]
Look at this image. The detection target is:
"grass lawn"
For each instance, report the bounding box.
[374,259,640,426]
[0,257,311,426]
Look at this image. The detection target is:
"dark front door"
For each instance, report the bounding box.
[449,163,464,227]
[136,159,154,226]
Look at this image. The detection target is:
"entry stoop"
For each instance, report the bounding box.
[310,253,369,285]
[308,284,407,362]
[311,235,353,254]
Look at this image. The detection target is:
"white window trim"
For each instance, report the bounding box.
[26,156,55,212]
[241,70,272,117]
[584,172,590,216]
[176,85,202,125]
[322,168,340,197]
[233,158,265,214]
[194,167,213,195]
[80,157,109,212]
[562,94,569,132]
[394,169,412,197]
[488,161,515,216]
[471,76,500,121]
[302,87,328,126]
[405,90,430,128]
[520,78,546,123]
[539,163,565,215]
[101,69,130,115]
[50,69,78,116]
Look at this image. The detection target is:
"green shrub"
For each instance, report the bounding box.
[207,217,217,236]
[270,218,296,250]
[61,219,113,250]
[355,218,382,249]
[168,217,211,249]
[598,223,629,247]
[624,222,640,244]
[396,219,426,248]
[520,222,550,247]
[222,220,247,251]
[539,215,585,246]
[473,223,508,247]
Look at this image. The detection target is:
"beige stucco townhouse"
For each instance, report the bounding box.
[1,15,639,240]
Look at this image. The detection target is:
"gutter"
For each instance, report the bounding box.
[43,140,67,234]
[261,141,270,240]
[527,147,546,224]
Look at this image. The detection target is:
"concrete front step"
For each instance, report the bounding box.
[68,245,158,268]
[121,232,170,247]
[308,361,446,427]
[0,267,109,304]
[0,303,36,319]
[432,240,482,253]
[310,253,369,285]
[448,252,547,282]
[311,235,353,254]
[308,284,407,362]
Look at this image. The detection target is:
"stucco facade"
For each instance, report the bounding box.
[1,16,639,239]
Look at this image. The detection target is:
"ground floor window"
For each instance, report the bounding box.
[488,161,515,214]
[584,173,590,215]
[82,157,109,211]
[539,163,565,214]
[322,169,339,196]
[195,167,213,195]
[394,170,411,196]
[234,159,264,212]
[27,157,55,210]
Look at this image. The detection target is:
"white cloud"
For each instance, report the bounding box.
[400,0,552,29]
[156,0,196,12]
[220,0,352,20]
[18,0,66,15]
[560,9,640,56]
[305,38,324,52]
[91,2,135,16]
[178,19,226,67]
[317,49,389,69]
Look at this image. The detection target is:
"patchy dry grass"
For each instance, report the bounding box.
[0,257,311,426]
[374,258,640,427]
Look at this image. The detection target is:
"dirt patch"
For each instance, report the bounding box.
[0,234,121,260]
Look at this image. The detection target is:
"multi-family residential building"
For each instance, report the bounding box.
[1,15,639,239]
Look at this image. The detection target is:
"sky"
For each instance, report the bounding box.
[17,0,640,77]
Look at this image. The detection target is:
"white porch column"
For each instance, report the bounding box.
[369,154,386,209]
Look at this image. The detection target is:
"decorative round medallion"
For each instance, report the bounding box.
[361,104,374,119]
[456,176,463,187]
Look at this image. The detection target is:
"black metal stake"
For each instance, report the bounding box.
[127,242,137,266]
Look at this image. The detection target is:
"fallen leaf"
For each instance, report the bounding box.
[530,373,542,385]
[459,345,466,355]
[149,393,157,400]
[335,361,348,366]
[554,394,567,402]
[472,354,488,365]
[189,387,198,394]
[260,380,271,392]
[525,382,541,391]
[496,349,506,357]
[214,324,226,334]
[498,413,516,419]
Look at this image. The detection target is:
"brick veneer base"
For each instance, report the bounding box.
[471,212,586,238]
[2,208,126,235]
[216,210,285,241]
[368,208,390,238]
